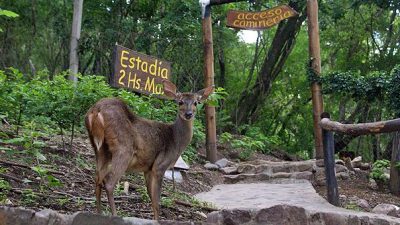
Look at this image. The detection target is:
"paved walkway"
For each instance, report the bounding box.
[195,179,400,224]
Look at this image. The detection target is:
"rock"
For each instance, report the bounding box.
[255,205,308,224]
[173,156,189,170]
[194,211,207,219]
[335,164,348,173]
[359,162,371,170]
[368,179,378,190]
[339,194,347,202]
[351,156,362,168]
[123,181,129,195]
[164,170,183,183]
[316,159,324,167]
[204,162,219,171]
[290,171,313,180]
[4,198,12,205]
[372,203,400,217]
[215,158,231,168]
[336,172,349,180]
[383,173,390,180]
[335,159,345,165]
[219,166,238,175]
[356,199,370,210]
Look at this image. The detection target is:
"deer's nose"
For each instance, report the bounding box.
[185,112,193,119]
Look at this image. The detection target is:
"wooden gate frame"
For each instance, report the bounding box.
[201,0,324,162]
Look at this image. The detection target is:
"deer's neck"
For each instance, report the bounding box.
[172,116,194,151]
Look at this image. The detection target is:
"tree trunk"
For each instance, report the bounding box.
[232,1,306,125]
[390,132,400,196]
[69,0,83,83]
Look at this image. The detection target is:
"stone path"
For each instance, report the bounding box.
[195,179,329,211]
[195,159,400,225]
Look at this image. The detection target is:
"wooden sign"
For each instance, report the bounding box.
[111,45,172,98]
[226,5,298,30]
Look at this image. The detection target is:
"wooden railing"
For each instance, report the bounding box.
[319,112,400,206]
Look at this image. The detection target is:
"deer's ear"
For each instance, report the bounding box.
[196,86,214,102]
[163,80,178,99]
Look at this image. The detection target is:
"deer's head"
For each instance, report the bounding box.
[163,80,213,121]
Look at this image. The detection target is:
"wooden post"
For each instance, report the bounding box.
[321,113,339,206]
[202,5,217,163]
[307,0,324,159]
[390,132,400,196]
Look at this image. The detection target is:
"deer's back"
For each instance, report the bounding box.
[85,98,175,171]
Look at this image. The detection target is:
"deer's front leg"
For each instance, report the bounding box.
[149,168,165,220]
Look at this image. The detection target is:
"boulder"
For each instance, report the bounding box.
[204,162,219,171]
[219,166,238,175]
[335,159,345,165]
[164,170,183,183]
[215,158,231,168]
[351,156,362,168]
[356,199,370,210]
[335,164,349,173]
[368,179,378,190]
[359,162,371,170]
[372,204,400,217]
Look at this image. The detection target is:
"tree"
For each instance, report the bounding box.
[69,0,83,83]
[232,0,307,126]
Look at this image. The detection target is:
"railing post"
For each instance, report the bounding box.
[321,112,339,206]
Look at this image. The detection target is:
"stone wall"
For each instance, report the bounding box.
[1,205,399,225]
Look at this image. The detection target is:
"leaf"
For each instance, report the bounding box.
[31,166,47,176]
[22,178,33,183]
[1,137,27,145]
[0,10,19,18]
[46,175,62,187]
[34,151,47,161]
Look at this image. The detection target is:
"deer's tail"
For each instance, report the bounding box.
[85,111,105,152]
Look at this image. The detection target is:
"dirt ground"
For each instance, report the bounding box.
[1,133,399,222]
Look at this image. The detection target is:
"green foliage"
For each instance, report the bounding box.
[0,9,19,32]
[0,178,11,203]
[220,130,268,161]
[0,9,19,18]
[204,87,228,107]
[369,159,390,181]
[21,189,37,205]
[31,166,62,188]
[136,186,150,203]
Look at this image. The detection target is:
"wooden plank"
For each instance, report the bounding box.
[226,5,298,30]
[202,5,217,163]
[319,118,400,135]
[307,0,324,159]
[111,45,172,99]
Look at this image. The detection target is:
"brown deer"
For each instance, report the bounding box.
[85,80,213,220]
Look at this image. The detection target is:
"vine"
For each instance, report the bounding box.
[306,64,400,115]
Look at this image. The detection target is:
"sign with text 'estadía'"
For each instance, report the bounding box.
[111,45,171,98]
[226,5,298,30]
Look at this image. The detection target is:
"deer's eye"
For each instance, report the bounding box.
[178,100,184,105]
[193,102,198,106]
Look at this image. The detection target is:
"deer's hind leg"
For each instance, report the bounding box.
[94,149,110,214]
[103,149,130,216]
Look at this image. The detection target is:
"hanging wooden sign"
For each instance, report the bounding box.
[111,45,172,98]
[226,5,298,30]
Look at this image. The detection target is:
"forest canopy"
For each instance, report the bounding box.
[1,0,399,160]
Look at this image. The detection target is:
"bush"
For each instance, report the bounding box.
[369,159,390,182]
[0,69,206,161]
